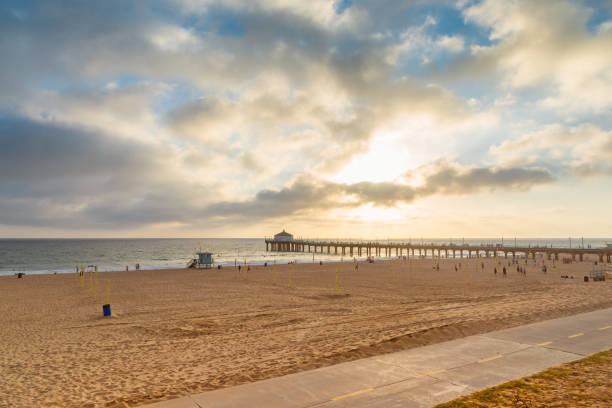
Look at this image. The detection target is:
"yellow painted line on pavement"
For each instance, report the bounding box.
[331,387,374,401]
[568,333,584,338]
[598,325,611,331]
[478,355,503,363]
[535,341,552,347]
[414,369,447,379]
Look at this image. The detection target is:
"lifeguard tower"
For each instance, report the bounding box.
[187,252,214,269]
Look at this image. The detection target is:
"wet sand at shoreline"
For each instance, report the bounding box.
[2,256,611,407]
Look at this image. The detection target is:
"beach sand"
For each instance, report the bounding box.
[1,256,611,407]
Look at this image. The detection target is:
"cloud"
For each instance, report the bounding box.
[0,114,554,229]
[165,66,478,175]
[10,82,170,143]
[412,160,554,194]
[490,123,612,176]
[173,0,369,32]
[456,0,612,113]
[0,116,156,185]
[1,0,483,182]
[386,16,466,66]
[0,0,609,236]
[0,115,212,228]
[147,24,200,52]
[199,161,554,221]
[435,35,465,53]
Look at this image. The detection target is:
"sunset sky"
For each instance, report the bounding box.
[1,0,611,238]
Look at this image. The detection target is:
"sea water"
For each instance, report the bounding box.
[0,237,609,276]
[0,238,342,275]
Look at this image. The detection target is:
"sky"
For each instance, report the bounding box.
[1,0,611,238]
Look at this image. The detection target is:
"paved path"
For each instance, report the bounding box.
[144,308,612,408]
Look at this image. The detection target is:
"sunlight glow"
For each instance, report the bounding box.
[330,124,422,183]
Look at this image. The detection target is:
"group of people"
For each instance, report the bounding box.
[445,254,561,278]
[516,265,527,276]
[492,265,528,277]
[493,266,507,277]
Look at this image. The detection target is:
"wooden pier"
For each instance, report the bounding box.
[265,239,612,263]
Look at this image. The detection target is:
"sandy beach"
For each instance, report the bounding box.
[2,256,611,408]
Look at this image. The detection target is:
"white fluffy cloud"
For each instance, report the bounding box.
[462,0,612,113]
[490,123,612,176]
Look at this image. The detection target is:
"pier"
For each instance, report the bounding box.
[265,239,612,263]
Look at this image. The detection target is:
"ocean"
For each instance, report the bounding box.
[0,237,610,276]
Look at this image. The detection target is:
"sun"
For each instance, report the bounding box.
[330,130,412,184]
[329,117,441,184]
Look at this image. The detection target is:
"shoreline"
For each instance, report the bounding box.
[0,255,410,276]
[3,251,607,277]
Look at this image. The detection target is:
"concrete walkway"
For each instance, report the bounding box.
[144,308,612,408]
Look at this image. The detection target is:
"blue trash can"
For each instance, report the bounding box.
[102,304,112,317]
